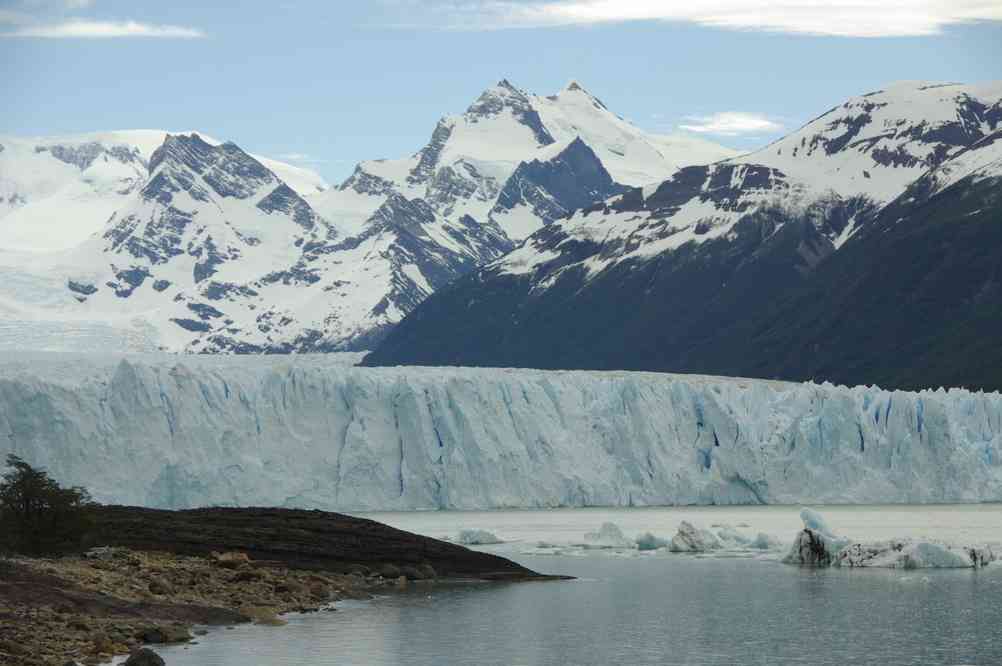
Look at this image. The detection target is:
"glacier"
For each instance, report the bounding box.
[1,352,1001,511]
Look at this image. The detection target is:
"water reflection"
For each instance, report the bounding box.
[149,555,1002,666]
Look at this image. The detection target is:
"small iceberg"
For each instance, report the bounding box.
[456,529,503,545]
[783,509,996,569]
[716,524,752,547]
[749,532,781,551]
[582,522,634,548]
[669,521,723,552]
[635,532,669,551]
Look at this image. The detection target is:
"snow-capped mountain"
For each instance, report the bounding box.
[366,81,1002,392]
[310,79,738,240]
[0,130,328,253]
[0,132,511,353]
[0,79,736,354]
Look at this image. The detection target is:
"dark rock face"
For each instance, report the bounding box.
[719,168,1002,391]
[35,142,143,171]
[67,280,98,296]
[257,183,320,230]
[111,267,153,298]
[148,135,272,200]
[352,194,512,318]
[202,281,257,301]
[340,166,397,196]
[170,318,211,333]
[408,120,455,185]
[367,151,1002,391]
[86,506,551,580]
[425,160,501,216]
[491,137,627,228]
[187,303,224,320]
[797,90,1001,171]
[364,195,851,372]
[123,647,165,665]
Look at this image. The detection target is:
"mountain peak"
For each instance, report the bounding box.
[146,132,274,201]
[557,80,608,110]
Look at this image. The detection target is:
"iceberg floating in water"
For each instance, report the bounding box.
[799,508,836,539]
[582,522,634,548]
[669,521,724,552]
[456,529,503,545]
[749,532,781,551]
[635,532,669,551]
[783,509,996,569]
[1,352,1001,511]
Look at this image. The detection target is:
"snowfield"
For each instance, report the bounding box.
[1,353,1000,511]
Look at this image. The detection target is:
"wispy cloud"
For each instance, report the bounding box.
[272,153,353,165]
[399,0,1002,37]
[1,1,205,39]
[4,19,205,38]
[275,153,315,162]
[678,112,784,136]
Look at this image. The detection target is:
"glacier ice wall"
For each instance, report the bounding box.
[1,352,1000,510]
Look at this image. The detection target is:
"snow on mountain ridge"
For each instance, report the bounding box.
[491,81,1002,280]
[311,79,739,242]
[0,130,328,253]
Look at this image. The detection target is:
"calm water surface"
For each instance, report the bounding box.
[142,505,1002,666]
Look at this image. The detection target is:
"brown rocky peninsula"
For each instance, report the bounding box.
[0,505,567,666]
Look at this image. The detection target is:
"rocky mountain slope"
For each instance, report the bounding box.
[0,81,734,353]
[366,81,1002,391]
[0,130,328,252]
[309,79,738,240]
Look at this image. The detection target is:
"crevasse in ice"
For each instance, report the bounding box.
[1,352,1001,511]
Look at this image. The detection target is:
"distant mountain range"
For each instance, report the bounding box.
[0,80,735,353]
[365,81,1002,392]
[4,79,1000,391]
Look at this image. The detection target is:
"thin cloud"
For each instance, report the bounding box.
[274,153,336,165]
[276,153,314,161]
[406,0,1002,37]
[679,112,784,137]
[4,19,205,38]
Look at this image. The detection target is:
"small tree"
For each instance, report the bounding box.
[0,455,94,556]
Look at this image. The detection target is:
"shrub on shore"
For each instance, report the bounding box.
[0,454,94,556]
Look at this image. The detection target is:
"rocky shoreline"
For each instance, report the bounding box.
[0,506,566,666]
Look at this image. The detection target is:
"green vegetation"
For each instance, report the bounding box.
[0,454,94,556]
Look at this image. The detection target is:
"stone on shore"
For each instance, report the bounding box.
[124,648,166,666]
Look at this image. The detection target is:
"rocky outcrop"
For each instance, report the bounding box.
[124,648,165,666]
[85,505,552,581]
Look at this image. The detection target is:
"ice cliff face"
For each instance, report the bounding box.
[1,353,1000,511]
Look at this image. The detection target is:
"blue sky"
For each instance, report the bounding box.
[3,0,1001,183]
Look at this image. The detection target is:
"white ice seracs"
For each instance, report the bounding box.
[1,353,1001,512]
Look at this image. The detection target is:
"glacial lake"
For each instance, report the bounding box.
[138,505,1002,666]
